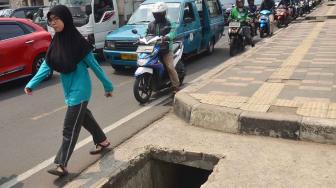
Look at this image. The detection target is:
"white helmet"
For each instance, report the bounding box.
[152,2,168,13]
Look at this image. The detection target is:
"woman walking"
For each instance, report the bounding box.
[24,5,113,177]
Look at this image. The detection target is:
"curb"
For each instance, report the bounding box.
[174,14,336,145]
[174,92,336,145]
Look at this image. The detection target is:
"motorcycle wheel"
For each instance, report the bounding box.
[133,73,152,104]
[175,60,186,86]
[229,39,236,57]
[260,29,264,38]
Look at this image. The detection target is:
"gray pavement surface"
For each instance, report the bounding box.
[65,113,336,188]
[174,3,336,145]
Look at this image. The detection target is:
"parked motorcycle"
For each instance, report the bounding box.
[131,29,185,104]
[259,10,271,38]
[276,5,289,27]
[228,21,252,56]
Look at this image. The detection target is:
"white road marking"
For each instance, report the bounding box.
[31,106,67,120]
[1,95,169,188]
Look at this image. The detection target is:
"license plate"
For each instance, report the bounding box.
[121,54,137,60]
[229,22,240,28]
[136,45,155,53]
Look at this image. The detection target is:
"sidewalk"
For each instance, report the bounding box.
[175,6,336,144]
[64,113,336,188]
[306,0,336,20]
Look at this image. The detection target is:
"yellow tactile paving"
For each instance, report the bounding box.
[294,97,330,104]
[240,103,271,112]
[270,67,296,80]
[327,110,336,119]
[273,99,301,108]
[227,77,255,81]
[297,107,328,118]
[327,5,335,15]
[190,93,208,100]
[301,102,329,110]
[240,70,263,74]
[208,91,239,96]
[270,22,325,80]
[328,103,336,111]
[247,83,284,105]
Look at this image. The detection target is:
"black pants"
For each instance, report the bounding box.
[54,101,106,167]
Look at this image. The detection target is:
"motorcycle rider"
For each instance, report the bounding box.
[146,2,180,93]
[260,0,275,35]
[247,0,258,13]
[247,0,258,36]
[230,0,254,47]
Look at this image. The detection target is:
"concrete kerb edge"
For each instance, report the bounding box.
[239,111,302,140]
[300,117,336,144]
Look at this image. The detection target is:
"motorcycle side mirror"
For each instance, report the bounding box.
[132,29,138,34]
[85,4,92,15]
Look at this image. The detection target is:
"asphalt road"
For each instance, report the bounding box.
[0,29,269,187]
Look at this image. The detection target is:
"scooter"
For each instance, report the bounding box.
[131,29,185,104]
[228,20,252,56]
[276,5,289,27]
[259,10,271,38]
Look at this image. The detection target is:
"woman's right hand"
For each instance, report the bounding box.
[24,88,33,95]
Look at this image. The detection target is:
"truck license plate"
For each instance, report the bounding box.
[121,54,137,60]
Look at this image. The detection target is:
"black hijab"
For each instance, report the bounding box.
[46,5,93,74]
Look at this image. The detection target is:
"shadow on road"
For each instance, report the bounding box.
[0,174,24,188]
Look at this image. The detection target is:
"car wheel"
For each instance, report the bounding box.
[111,64,126,72]
[32,54,53,80]
[206,39,215,55]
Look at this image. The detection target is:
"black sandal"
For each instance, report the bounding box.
[47,165,68,177]
[90,142,110,155]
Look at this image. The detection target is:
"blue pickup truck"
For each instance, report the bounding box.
[104,0,225,71]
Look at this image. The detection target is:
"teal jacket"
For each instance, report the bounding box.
[26,52,113,106]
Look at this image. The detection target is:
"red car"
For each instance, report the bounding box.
[0,18,52,84]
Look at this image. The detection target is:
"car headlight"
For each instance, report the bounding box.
[137,58,148,66]
[105,40,115,50]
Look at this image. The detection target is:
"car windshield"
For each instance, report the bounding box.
[220,0,236,9]
[128,3,181,25]
[59,0,91,18]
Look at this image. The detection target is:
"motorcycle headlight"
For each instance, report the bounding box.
[104,40,115,50]
[137,58,148,66]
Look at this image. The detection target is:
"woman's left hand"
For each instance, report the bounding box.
[105,92,113,98]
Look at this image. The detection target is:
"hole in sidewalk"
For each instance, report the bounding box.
[102,148,222,188]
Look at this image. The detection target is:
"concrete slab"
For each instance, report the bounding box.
[64,114,336,188]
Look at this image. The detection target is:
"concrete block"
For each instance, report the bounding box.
[300,117,336,144]
[173,92,200,122]
[239,112,301,139]
[190,104,241,134]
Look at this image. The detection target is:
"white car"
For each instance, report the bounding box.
[0,9,13,17]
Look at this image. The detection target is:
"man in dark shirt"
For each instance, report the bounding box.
[260,0,275,34]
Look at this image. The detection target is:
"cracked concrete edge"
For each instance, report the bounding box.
[239,111,301,140]
[81,146,225,188]
[300,117,336,144]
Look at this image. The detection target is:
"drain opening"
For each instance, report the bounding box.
[102,148,222,188]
